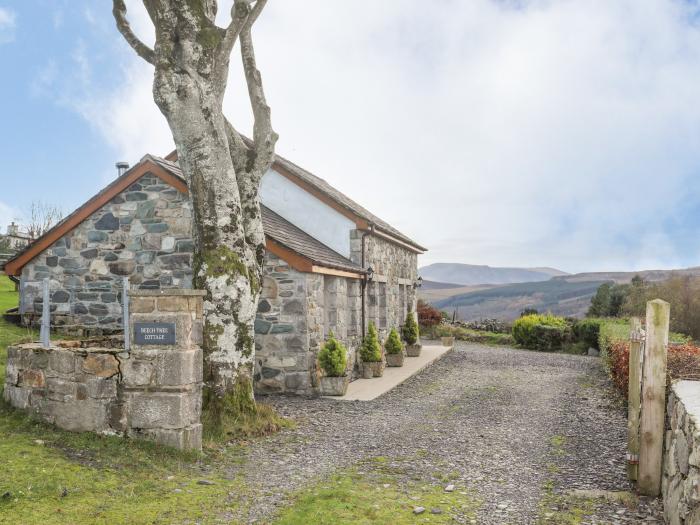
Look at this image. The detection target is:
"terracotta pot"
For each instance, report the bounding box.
[320,375,349,396]
[406,343,422,357]
[386,352,405,367]
[441,336,455,347]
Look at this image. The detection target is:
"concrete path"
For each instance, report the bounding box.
[336,344,453,401]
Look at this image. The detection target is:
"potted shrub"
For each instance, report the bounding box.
[360,322,384,378]
[384,327,405,367]
[402,312,422,357]
[317,332,349,395]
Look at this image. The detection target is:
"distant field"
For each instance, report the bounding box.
[434,279,607,320]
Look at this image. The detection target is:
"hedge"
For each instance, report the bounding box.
[572,318,602,350]
[608,341,700,397]
[512,314,569,351]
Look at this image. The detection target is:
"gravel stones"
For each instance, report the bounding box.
[231,342,664,524]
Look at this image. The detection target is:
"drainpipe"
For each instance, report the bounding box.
[360,224,375,336]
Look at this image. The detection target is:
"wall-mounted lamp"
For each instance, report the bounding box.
[414,276,423,289]
[366,266,374,281]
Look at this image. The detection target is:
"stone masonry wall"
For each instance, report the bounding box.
[350,230,418,339]
[663,380,700,525]
[254,254,365,394]
[20,172,194,334]
[254,253,313,395]
[4,343,121,433]
[4,289,204,451]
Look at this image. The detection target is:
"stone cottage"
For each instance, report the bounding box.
[3,150,426,395]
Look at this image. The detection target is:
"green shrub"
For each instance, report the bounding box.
[360,322,382,362]
[572,318,603,349]
[402,312,420,345]
[317,332,348,377]
[512,314,569,351]
[384,328,404,355]
[531,324,568,352]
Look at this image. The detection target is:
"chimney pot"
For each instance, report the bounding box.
[116,162,129,177]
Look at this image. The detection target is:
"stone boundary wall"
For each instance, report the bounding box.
[3,289,204,450]
[663,380,700,524]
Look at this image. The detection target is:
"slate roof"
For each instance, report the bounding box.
[261,206,363,273]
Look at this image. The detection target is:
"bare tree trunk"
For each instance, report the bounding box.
[113,0,277,423]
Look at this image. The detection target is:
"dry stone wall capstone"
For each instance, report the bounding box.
[663,380,700,525]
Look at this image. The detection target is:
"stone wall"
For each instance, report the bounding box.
[350,230,418,338]
[254,253,313,395]
[4,289,204,450]
[254,255,366,395]
[663,380,700,525]
[20,172,194,334]
[4,344,121,433]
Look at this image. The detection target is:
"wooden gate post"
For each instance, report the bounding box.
[638,299,670,496]
[627,317,643,481]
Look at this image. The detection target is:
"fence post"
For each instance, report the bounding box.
[627,316,643,481]
[122,276,130,352]
[40,278,50,349]
[638,299,670,496]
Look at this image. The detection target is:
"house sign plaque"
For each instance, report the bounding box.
[134,322,176,345]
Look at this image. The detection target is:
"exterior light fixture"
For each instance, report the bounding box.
[366,266,374,281]
[414,276,423,289]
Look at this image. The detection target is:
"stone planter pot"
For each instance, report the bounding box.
[406,343,422,357]
[362,361,385,378]
[386,352,405,367]
[441,336,455,347]
[319,375,350,396]
[369,360,385,377]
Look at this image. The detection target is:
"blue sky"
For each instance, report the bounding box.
[3,1,700,274]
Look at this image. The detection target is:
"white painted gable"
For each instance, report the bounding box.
[259,168,354,258]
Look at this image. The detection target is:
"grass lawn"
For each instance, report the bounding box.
[276,461,480,525]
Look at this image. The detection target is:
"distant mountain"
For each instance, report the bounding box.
[419,263,568,286]
[421,265,700,321]
[432,279,607,321]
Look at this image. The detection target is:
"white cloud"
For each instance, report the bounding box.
[71,0,700,273]
[0,7,16,43]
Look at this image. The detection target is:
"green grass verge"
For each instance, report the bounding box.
[275,462,480,525]
[422,325,515,346]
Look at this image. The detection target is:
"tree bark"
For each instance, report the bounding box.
[113,0,277,415]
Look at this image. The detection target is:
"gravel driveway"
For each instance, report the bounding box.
[232,342,664,524]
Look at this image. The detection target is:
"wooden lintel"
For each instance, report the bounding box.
[310,266,363,279]
[264,238,314,273]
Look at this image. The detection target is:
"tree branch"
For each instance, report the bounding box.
[219,1,250,60]
[224,118,250,175]
[112,0,156,65]
[239,0,277,178]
